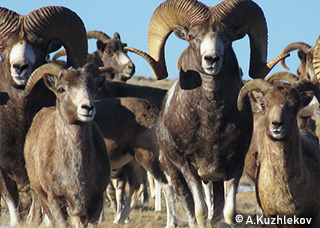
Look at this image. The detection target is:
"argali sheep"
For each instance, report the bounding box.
[238,79,320,228]
[97,80,170,222]
[125,0,287,226]
[279,40,320,141]
[244,72,319,182]
[0,6,87,226]
[313,35,320,83]
[53,30,135,82]
[94,96,176,228]
[24,63,110,228]
[279,41,317,84]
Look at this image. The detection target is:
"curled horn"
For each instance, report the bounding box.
[294,79,320,104]
[237,79,271,111]
[125,0,210,80]
[313,36,320,84]
[24,6,87,68]
[266,72,299,84]
[0,7,21,38]
[52,49,67,61]
[86,30,111,43]
[25,63,63,96]
[279,42,311,70]
[212,0,287,78]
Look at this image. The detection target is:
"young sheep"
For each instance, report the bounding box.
[24,63,110,228]
[238,79,320,228]
[244,72,319,181]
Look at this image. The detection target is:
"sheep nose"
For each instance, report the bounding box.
[272,121,282,128]
[13,62,29,74]
[128,62,135,69]
[81,104,93,112]
[204,56,220,64]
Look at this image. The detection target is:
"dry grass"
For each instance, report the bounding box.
[0,173,266,228]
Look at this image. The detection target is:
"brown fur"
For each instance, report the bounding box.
[24,64,110,227]
[246,83,320,228]
[94,97,176,226]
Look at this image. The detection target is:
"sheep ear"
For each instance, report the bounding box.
[97,40,106,52]
[173,26,189,41]
[298,50,307,63]
[44,74,58,93]
[248,89,265,113]
[232,26,248,41]
[299,92,313,110]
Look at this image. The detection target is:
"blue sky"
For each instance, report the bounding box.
[2,0,319,80]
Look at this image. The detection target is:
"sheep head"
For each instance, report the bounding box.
[313,35,320,84]
[25,63,105,124]
[237,79,320,141]
[0,6,87,88]
[125,0,287,80]
[53,30,136,82]
[279,42,316,83]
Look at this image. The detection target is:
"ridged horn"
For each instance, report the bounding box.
[279,42,311,70]
[212,0,285,78]
[86,30,111,43]
[24,6,87,68]
[0,7,21,38]
[266,72,299,84]
[294,79,320,104]
[25,63,62,96]
[126,0,210,80]
[52,49,67,61]
[237,79,271,111]
[313,36,320,84]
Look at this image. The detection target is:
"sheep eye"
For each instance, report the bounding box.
[57,87,65,94]
[0,45,4,52]
[188,34,195,41]
[261,102,266,110]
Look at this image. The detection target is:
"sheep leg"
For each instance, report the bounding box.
[112,177,128,223]
[165,157,196,227]
[202,181,213,220]
[0,170,20,226]
[154,178,162,212]
[211,180,224,226]
[106,181,117,215]
[47,194,67,227]
[135,149,177,228]
[26,191,42,225]
[223,177,240,224]
[181,165,208,228]
[147,172,156,198]
[87,194,104,228]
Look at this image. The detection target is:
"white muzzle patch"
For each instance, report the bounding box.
[10,41,36,86]
[74,88,96,122]
[200,35,224,75]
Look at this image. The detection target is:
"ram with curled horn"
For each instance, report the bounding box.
[124,0,288,227]
[313,35,320,84]
[0,6,87,226]
[53,30,136,82]
[237,79,320,228]
[279,41,317,83]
